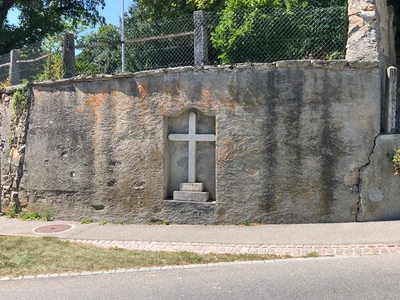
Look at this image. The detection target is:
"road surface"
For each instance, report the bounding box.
[2,255,400,300]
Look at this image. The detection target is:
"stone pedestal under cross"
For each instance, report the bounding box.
[168,112,216,202]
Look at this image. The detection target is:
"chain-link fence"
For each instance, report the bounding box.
[125,14,195,72]
[18,41,61,82]
[0,6,347,86]
[0,53,10,83]
[208,6,347,64]
[0,41,60,86]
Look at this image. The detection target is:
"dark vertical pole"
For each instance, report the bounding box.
[63,33,75,78]
[9,49,20,85]
[194,10,208,66]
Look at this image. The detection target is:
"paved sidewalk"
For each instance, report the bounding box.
[1,216,400,257]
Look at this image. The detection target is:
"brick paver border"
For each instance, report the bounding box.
[68,239,400,257]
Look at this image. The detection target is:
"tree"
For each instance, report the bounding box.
[123,3,195,72]
[0,0,105,54]
[134,0,224,21]
[211,0,348,64]
[75,24,121,75]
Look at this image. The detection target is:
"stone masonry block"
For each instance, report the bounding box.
[180,182,204,192]
[173,191,209,202]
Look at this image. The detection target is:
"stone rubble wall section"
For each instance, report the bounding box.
[0,85,29,211]
[346,0,378,62]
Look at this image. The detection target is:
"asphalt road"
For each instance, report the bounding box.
[2,256,400,300]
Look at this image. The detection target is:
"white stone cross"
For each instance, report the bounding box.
[168,112,216,183]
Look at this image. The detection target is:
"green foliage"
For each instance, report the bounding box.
[99,220,109,225]
[18,211,52,221]
[34,30,82,81]
[303,251,319,258]
[393,148,400,175]
[11,85,29,109]
[6,206,19,218]
[76,24,121,75]
[189,0,225,11]
[211,0,347,64]
[123,0,222,71]
[35,52,63,81]
[135,0,196,21]
[115,221,127,225]
[0,0,105,55]
[6,208,51,221]
[124,8,194,72]
[0,235,286,277]
[19,211,41,220]
[41,211,53,222]
[81,219,96,224]
[162,219,170,225]
[131,0,346,21]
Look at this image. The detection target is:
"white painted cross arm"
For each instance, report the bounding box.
[168,134,216,142]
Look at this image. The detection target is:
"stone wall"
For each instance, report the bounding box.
[11,61,381,224]
[346,0,378,62]
[0,84,29,211]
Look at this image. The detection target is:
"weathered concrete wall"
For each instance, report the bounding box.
[18,62,380,224]
[359,135,400,221]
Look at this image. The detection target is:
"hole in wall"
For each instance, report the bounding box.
[107,179,117,187]
[91,204,105,210]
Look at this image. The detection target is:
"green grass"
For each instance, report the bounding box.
[303,251,319,258]
[80,219,96,224]
[0,235,287,278]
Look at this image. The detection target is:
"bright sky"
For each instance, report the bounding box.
[99,0,133,26]
[7,0,134,28]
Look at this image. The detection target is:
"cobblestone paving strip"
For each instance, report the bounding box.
[68,239,400,257]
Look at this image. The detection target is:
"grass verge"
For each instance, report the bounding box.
[0,236,290,278]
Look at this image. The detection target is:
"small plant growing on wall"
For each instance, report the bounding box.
[393,148,400,175]
[11,81,29,109]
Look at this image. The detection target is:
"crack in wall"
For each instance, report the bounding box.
[355,133,381,221]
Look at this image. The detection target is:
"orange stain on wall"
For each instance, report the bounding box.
[137,83,148,100]
[78,93,107,126]
[111,90,133,133]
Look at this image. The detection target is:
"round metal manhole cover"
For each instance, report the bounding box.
[33,224,73,234]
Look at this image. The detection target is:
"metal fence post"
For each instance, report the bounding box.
[9,49,20,85]
[194,10,208,66]
[121,0,125,72]
[63,33,75,78]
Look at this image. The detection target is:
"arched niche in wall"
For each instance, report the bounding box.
[164,108,216,202]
